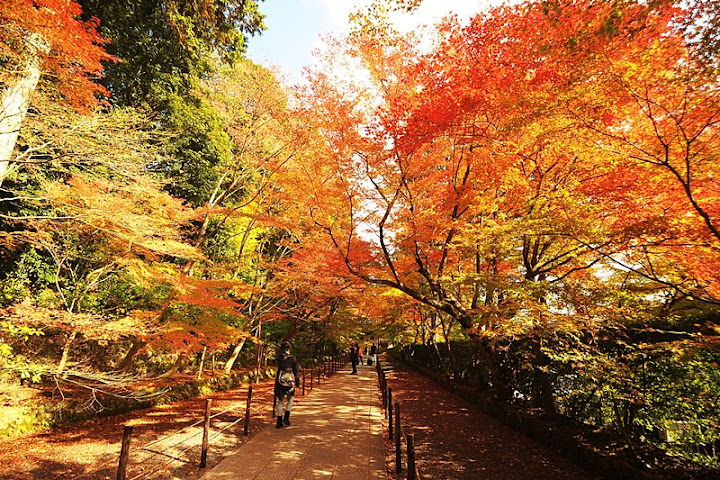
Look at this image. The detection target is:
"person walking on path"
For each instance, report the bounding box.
[370,342,377,365]
[274,341,299,428]
[349,341,359,374]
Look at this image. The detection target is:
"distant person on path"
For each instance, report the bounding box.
[275,341,299,428]
[357,343,364,366]
[370,342,377,365]
[349,342,359,375]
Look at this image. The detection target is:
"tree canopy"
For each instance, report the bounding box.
[1,0,719,468]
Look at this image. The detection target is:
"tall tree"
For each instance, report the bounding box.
[0,0,113,185]
[78,0,265,108]
[291,0,720,404]
[78,0,267,207]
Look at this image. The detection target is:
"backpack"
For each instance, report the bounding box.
[278,368,295,388]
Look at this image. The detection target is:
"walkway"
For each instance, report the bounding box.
[200,365,386,480]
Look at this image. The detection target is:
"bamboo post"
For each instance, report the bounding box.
[197,346,207,381]
[407,433,416,480]
[381,373,386,409]
[243,385,253,436]
[395,402,402,474]
[116,425,133,480]
[388,388,393,422]
[200,398,212,468]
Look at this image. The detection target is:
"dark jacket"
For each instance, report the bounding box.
[275,353,299,396]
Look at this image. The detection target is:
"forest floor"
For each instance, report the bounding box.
[377,357,604,480]
[1,360,709,480]
[0,372,278,480]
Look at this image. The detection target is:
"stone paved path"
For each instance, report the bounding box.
[200,365,386,480]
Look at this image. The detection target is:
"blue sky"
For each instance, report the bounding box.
[246,0,334,82]
[245,0,500,83]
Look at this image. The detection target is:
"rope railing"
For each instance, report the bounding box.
[73,383,257,480]
[128,397,258,480]
[105,354,348,479]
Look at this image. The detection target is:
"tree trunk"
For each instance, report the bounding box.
[224,338,247,373]
[432,339,444,370]
[197,346,207,380]
[56,331,77,377]
[439,317,458,377]
[474,338,512,401]
[0,33,48,186]
[116,339,147,373]
[254,321,263,383]
[160,352,188,378]
[532,332,557,416]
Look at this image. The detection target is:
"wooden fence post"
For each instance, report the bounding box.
[200,398,212,468]
[116,425,133,480]
[310,367,314,390]
[407,433,416,480]
[381,371,387,409]
[243,385,253,436]
[302,369,306,396]
[395,402,402,474]
[388,387,393,420]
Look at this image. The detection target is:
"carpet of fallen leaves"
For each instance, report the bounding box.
[378,357,604,480]
[0,373,280,480]
[2,360,617,480]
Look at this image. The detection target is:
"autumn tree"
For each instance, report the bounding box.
[289,0,720,412]
[0,94,206,377]
[552,0,720,304]
[0,0,113,185]
[184,60,302,275]
[78,0,267,208]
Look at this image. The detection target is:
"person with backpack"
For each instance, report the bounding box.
[349,342,359,375]
[275,341,299,428]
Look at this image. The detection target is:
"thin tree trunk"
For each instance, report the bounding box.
[57,331,77,377]
[0,33,48,186]
[475,338,512,401]
[197,346,207,380]
[255,320,263,383]
[224,338,247,373]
